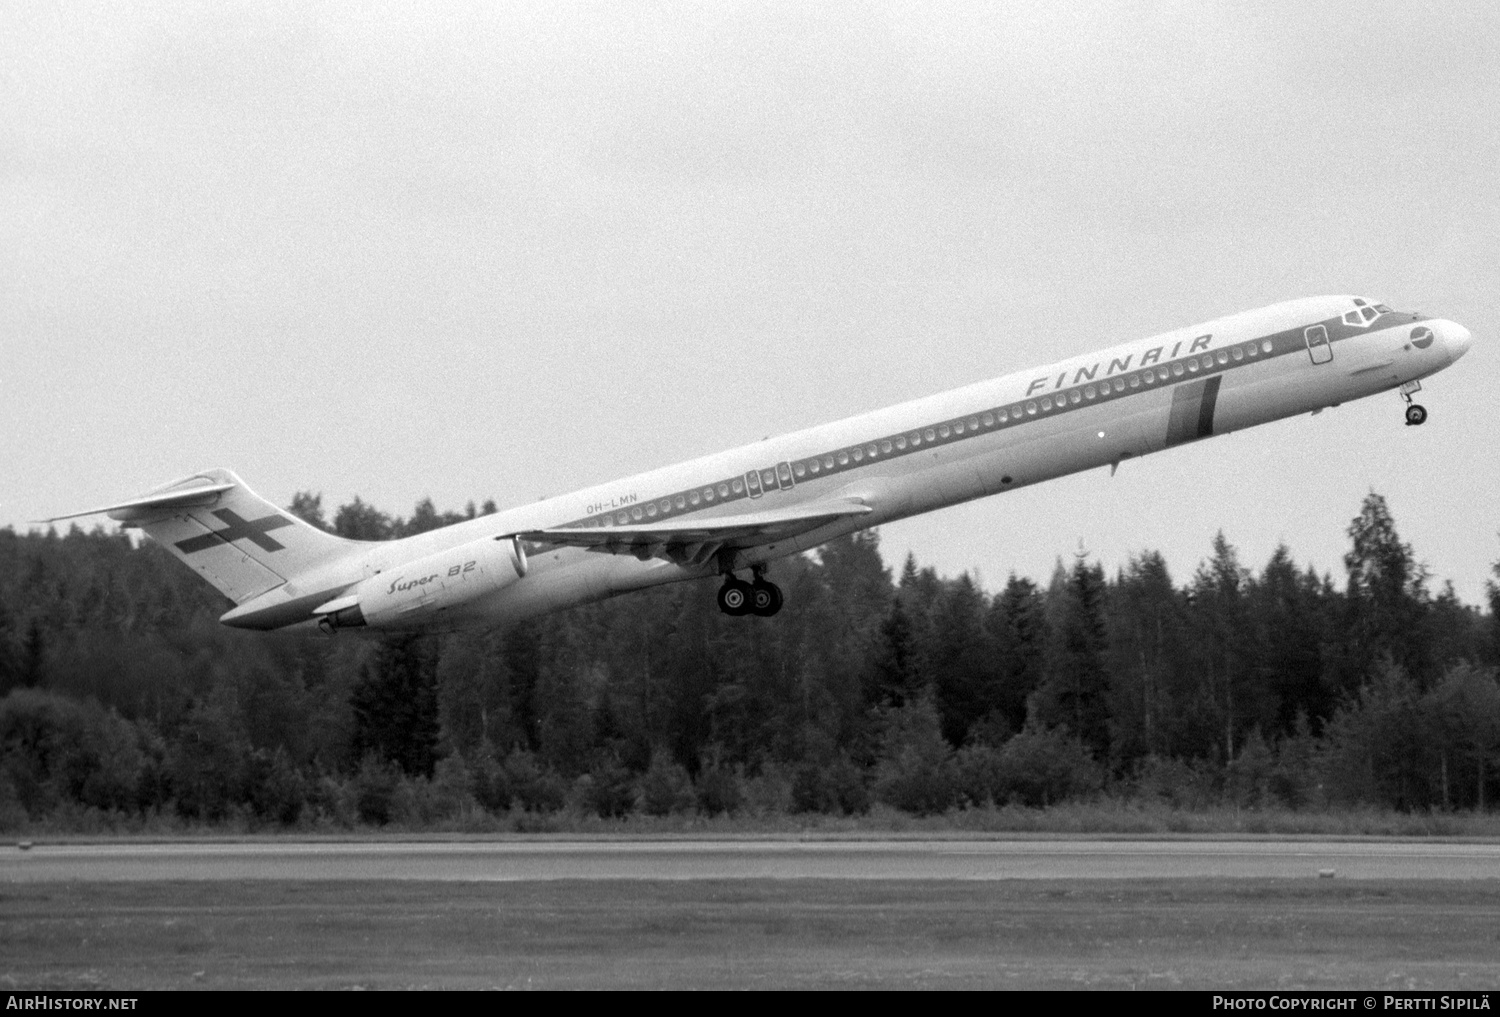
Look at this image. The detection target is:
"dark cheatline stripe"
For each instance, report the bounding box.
[1197,375,1222,439]
[1165,375,1223,448]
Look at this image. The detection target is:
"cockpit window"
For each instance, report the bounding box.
[1343,297,1387,327]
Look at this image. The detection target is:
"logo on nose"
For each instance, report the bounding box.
[1410,326,1434,349]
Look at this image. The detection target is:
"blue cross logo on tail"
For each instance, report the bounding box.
[175,509,295,554]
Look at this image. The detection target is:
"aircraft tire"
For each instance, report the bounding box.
[750,580,783,617]
[1406,403,1428,426]
[718,579,752,616]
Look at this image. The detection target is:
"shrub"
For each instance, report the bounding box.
[470,753,513,813]
[353,754,398,825]
[246,747,307,826]
[792,756,870,815]
[637,750,694,816]
[994,724,1102,807]
[696,764,742,816]
[504,748,567,813]
[873,697,957,815]
[579,757,636,818]
[1130,753,1219,810]
[954,742,1007,808]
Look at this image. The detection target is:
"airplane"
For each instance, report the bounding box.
[41,295,1474,634]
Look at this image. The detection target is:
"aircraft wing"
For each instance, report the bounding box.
[517,498,872,568]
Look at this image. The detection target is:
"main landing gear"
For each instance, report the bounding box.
[717,568,784,617]
[1401,382,1427,427]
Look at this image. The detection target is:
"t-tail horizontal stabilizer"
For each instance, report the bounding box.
[39,469,362,605]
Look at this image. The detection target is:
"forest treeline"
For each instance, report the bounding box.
[2,489,1498,831]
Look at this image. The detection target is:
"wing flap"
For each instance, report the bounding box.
[518,498,872,566]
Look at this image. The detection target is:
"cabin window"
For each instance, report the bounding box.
[867,443,879,456]
[794,462,806,478]
[631,507,644,520]
[690,491,702,506]
[807,460,819,474]
[675,495,686,509]
[1232,347,1244,361]
[1040,397,1052,411]
[925,428,937,441]
[732,479,744,494]
[954,420,965,434]
[617,512,629,524]
[1261,340,1273,354]
[1187,359,1199,373]
[968,416,979,430]
[1066,390,1079,404]
[824,455,835,469]
[852,448,863,462]
[719,482,732,497]
[704,488,715,502]
[1130,374,1141,388]
[895,436,908,450]
[1026,401,1038,415]
[646,503,658,518]
[881,440,892,453]
[1084,385,1096,399]
[837,451,849,466]
[982,412,994,427]
[1172,363,1185,377]
[938,424,950,438]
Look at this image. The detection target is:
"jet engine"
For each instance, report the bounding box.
[316,535,528,631]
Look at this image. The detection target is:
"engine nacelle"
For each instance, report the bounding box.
[326,535,528,631]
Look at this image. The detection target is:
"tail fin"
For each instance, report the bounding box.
[48,469,361,604]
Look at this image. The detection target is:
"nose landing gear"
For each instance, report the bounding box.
[717,567,783,617]
[1400,382,1427,426]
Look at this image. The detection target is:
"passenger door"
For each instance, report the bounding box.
[1305,324,1333,365]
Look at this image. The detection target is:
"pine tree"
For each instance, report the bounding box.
[870,596,923,707]
[929,573,994,746]
[1343,492,1430,688]
[1104,551,1184,763]
[1029,554,1110,760]
[985,574,1049,737]
[350,636,440,777]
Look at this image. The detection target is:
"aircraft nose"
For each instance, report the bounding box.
[1445,321,1474,363]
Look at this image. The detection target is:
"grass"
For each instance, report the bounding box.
[14,800,1500,840]
[4,879,1500,989]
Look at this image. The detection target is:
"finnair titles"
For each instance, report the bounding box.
[43,295,1474,633]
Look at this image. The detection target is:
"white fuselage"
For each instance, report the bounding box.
[224,295,1473,632]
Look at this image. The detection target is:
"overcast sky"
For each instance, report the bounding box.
[3,1,1497,603]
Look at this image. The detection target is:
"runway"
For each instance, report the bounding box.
[6,836,1500,882]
